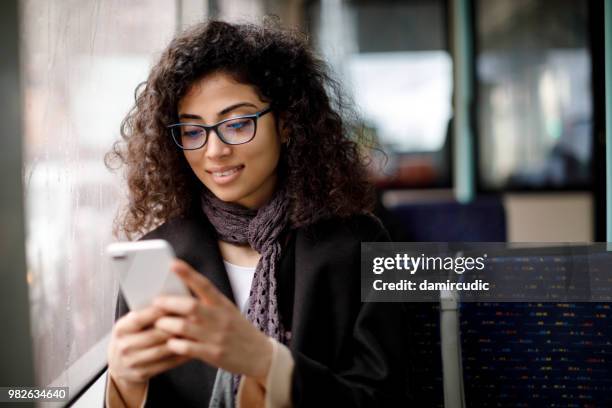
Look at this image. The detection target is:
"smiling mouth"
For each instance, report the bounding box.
[208,165,244,177]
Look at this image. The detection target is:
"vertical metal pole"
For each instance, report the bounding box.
[0,0,35,400]
[440,290,466,408]
[440,3,472,408]
[452,0,475,204]
[606,0,612,242]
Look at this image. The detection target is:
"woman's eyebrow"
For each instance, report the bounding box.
[178,102,259,120]
[218,102,258,115]
[178,113,203,120]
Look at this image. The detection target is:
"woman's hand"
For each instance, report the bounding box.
[153,259,273,386]
[107,305,190,386]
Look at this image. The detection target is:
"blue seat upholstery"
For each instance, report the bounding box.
[391,197,506,242]
[386,196,612,407]
[460,258,612,408]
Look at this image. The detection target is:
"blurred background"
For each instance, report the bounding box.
[0,0,609,406]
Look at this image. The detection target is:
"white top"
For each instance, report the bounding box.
[223,260,256,313]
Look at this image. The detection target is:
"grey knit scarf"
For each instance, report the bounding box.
[201,184,291,406]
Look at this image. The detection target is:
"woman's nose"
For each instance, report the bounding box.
[205,130,231,159]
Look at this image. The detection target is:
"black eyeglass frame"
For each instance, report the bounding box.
[166,106,273,150]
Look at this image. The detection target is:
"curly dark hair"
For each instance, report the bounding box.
[105,19,376,239]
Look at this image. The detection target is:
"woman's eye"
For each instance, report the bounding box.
[226,120,249,130]
[183,127,203,138]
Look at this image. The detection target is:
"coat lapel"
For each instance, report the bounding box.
[289,226,316,351]
[162,209,236,306]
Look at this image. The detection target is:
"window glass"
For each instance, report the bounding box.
[308,0,453,188]
[21,0,177,386]
[475,0,592,190]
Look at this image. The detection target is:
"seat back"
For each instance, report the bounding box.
[385,196,507,407]
[459,251,612,407]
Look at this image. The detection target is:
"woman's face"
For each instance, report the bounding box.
[177,71,285,209]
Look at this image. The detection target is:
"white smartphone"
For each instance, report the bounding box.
[106,239,191,311]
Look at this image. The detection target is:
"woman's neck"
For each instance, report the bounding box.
[218,240,261,267]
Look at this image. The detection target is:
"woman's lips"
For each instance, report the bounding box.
[207,165,244,185]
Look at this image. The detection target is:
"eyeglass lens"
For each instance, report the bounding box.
[172,117,256,149]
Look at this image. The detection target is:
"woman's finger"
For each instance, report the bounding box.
[171,259,227,306]
[119,328,172,354]
[153,295,212,319]
[125,343,176,368]
[166,338,223,366]
[154,316,205,340]
[115,306,164,336]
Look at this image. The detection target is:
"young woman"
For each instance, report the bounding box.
[105,20,410,407]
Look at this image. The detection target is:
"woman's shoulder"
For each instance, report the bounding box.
[138,209,211,242]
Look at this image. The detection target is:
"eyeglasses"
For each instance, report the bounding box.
[167,107,272,150]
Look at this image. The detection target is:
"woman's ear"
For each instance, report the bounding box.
[277,113,290,145]
[281,129,289,145]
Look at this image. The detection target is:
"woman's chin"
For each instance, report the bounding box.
[205,186,246,205]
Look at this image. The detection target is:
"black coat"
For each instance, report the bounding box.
[110,207,412,407]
